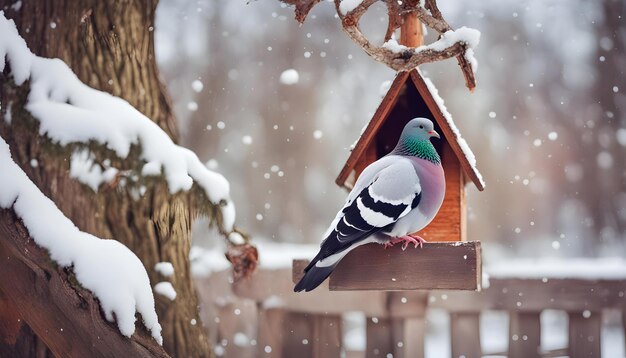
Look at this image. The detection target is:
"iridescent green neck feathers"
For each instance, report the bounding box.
[393,136,441,164]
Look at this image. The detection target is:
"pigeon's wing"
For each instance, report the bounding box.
[294,159,422,292]
[316,158,422,265]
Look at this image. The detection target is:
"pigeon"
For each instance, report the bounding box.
[294,117,446,292]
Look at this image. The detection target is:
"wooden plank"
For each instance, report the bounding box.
[366,317,393,358]
[568,311,601,358]
[345,350,365,358]
[409,70,484,191]
[283,312,314,358]
[0,209,168,358]
[450,312,482,358]
[388,292,427,358]
[508,312,541,358]
[387,291,428,318]
[415,144,463,242]
[487,278,626,311]
[427,290,485,312]
[335,72,410,188]
[256,308,286,358]
[391,317,425,358]
[312,314,342,358]
[239,265,388,316]
[215,302,256,358]
[327,242,481,291]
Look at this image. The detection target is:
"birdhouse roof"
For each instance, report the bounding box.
[336,69,485,191]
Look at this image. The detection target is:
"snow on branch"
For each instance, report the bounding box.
[0,11,235,232]
[0,134,163,344]
[279,0,480,90]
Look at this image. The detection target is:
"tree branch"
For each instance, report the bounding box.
[0,209,169,358]
[284,0,479,90]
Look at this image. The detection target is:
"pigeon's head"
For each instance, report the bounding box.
[393,118,442,163]
[401,118,440,142]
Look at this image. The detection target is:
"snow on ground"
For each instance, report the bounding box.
[0,11,235,230]
[486,257,626,280]
[154,262,175,277]
[154,282,177,301]
[0,135,163,344]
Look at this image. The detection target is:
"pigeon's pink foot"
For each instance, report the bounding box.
[387,235,426,251]
[408,234,427,248]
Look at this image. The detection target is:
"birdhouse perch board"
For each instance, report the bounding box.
[292,69,484,291]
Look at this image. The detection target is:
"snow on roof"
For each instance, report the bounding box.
[418,68,485,188]
[487,257,626,280]
[0,11,235,231]
[0,135,163,344]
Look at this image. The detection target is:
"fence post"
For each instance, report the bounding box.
[450,312,482,358]
[366,316,393,357]
[256,307,286,357]
[312,314,342,358]
[508,311,541,358]
[388,291,428,358]
[568,311,601,357]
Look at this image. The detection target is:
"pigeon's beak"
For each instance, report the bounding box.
[429,130,440,139]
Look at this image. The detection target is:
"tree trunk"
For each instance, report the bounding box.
[0,1,213,356]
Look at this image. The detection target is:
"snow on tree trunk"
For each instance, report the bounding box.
[0,1,214,356]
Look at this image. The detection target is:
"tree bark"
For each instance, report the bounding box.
[0,1,213,356]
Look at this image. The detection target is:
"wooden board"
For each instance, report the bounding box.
[293,242,481,291]
[569,311,602,357]
[508,312,541,358]
[486,278,626,312]
[450,312,482,358]
[236,264,389,316]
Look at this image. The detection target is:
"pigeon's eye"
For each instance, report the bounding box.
[419,125,424,129]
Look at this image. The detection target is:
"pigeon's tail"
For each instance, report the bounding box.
[294,246,357,292]
[293,260,338,292]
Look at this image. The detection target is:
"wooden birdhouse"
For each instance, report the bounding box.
[315,68,485,292]
[294,16,484,292]
[336,69,485,243]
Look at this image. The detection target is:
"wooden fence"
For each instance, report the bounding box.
[194,267,626,358]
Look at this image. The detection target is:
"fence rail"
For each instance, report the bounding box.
[195,266,626,358]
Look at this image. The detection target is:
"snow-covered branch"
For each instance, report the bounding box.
[280,0,480,90]
[0,134,163,344]
[0,11,235,232]
[335,0,479,90]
